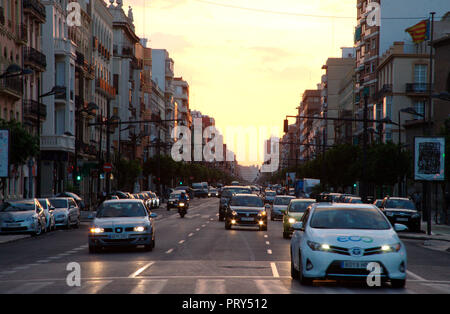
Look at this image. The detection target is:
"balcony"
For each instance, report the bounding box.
[23,100,46,122]
[41,135,75,153]
[406,83,432,95]
[23,0,46,22]
[95,78,116,99]
[23,46,46,71]
[373,84,393,101]
[122,46,134,58]
[0,76,23,99]
[131,57,143,70]
[54,38,76,55]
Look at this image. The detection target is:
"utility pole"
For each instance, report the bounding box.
[361,93,369,203]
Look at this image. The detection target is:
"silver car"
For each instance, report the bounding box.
[38,198,56,232]
[271,195,295,220]
[48,197,80,229]
[0,199,47,236]
[88,199,157,253]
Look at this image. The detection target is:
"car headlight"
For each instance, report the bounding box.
[307,241,331,251]
[258,211,266,216]
[90,227,104,234]
[133,226,146,232]
[381,243,401,253]
[288,217,296,224]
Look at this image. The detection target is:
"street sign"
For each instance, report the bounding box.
[414,136,445,181]
[103,162,113,173]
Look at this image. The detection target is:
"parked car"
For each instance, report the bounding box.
[48,197,80,229]
[0,199,47,236]
[88,199,157,253]
[37,198,56,232]
[55,192,86,210]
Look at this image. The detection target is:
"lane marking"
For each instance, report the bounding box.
[66,280,112,294]
[36,260,50,263]
[267,249,273,255]
[178,240,185,244]
[264,235,268,238]
[407,270,427,282]
[254,279,289,294]
[270,262,280,278]
[188,233,194,237]
[195,279,226,294]
[6,281,54,294]
[130,279,168,294]
[266,241,270,245]
[128,262,155,278]
[166,248,174,254]
[196,228,200,231]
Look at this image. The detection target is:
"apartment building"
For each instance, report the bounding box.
[40,0,77,197]
[173,77,191,129]
[22,0,47,198]
[298,89,321,162]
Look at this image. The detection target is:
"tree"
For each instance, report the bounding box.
[116,158,142,192]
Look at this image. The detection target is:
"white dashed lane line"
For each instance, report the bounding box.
[166,248,174,254]
[178,240,185,244]
[267,249,273,255]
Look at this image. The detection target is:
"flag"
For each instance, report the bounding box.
[405,19,430,44]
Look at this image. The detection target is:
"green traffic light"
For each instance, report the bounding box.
[76,175,81,181]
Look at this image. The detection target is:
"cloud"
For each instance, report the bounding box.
[149,32,193,52]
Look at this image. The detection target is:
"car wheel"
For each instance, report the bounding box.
[219,214,224,221]
[391,279,406,288]
[65,219,71,230]
[33,221,43,236]
[74,218,80,229]
[298,252,313,285]
[260,225,267,231]
[166,206,170,211]
[225,221,232,230]
[283,231,290,239]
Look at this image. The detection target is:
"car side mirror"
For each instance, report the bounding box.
[292,222,304,231]
[394,224,408,232]
[49,206,55,211]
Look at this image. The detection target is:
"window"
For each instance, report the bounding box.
[414,100,425,116]
[384,96,392,118]
[414,64,427,83]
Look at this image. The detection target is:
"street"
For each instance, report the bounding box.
[0,197,449,294]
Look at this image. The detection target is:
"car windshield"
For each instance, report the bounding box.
[230,196,264,207]
[192,183,203,189]
[48,199,68,208]
[170,193,181,199]
[310,207,390,230]
[385,199,415,210]
[350,198,363,204]
[0,202,35,212]
[274,197,293,205]
[289,201,314,213]
[266,192,276,196]
[96,202,147,218]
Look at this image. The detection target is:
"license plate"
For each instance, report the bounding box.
[7,223,21,227]
[110,234,128,239]
[241,217,254,222]
[397,218,409,222]
[341,261,369,269]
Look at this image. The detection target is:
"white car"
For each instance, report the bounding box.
[88,199,157,253]
[290,203,408,288]
[48,197,80,229]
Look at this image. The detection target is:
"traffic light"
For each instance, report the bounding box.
[76,175,81,181]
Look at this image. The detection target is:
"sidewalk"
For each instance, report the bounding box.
[398,221,450,253]
[0,234,31,244]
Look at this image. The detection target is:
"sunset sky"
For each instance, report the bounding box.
[124,0,357,166]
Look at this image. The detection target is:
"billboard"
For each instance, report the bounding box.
[414,137,445,181]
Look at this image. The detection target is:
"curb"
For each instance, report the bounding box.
[398,234,450,242]
[0,234,31,244]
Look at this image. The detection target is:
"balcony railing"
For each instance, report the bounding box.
[41,135,75,153]
[23,0,46,20]
[23,46,47,70]
[0,76,23,98]
[95,78,116,99]
[23,100,47,121]
[373,84,393,101]
[406,83,432,94]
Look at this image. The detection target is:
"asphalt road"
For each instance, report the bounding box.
[0,197,449,294]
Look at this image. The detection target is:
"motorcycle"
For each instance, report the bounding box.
[178,201,188,218]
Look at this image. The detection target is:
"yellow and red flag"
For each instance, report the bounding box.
[405,19,430,44]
